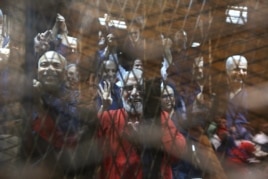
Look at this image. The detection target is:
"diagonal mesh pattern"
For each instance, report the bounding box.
[0,0,268,178]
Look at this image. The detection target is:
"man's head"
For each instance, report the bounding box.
[193,56,204,82]
[106,33,118,49]
[98,30,106,49]
[37,51,66,92]
[226,55,247,85]
[122,69,143,116]
[128,25,140,43]
[102,59,118,83]
[65,63,79,90]
[173,29,187,50]
[133,59,143,71]
[161,84,175,113]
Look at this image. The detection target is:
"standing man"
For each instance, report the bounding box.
[97,69,186,179]
[32,51,80,148]
[160,83,227,179]
[191,56,214,125]
[225,55,252,140]
[64,63,80,106]
[120,23,147,71]
[161,35,173,80]
[22,51,81,172]
[65,63,80,91]
[160,83,187,133]
[97,59,123,110]
[167,30,191,105]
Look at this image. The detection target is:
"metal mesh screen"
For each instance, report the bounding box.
[1,0,268,178]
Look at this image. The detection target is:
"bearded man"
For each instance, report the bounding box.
[97,69,186,179]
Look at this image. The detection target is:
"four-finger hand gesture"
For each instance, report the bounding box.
[98,80,113,109]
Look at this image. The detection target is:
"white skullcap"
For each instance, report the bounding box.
[226,55,247,73]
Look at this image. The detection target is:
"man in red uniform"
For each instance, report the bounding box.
[97,69,186,179]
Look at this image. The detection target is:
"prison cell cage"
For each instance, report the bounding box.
[1,0,268,179]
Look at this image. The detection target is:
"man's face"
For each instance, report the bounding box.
[161,86,175,112]
[103,60,117,83]
[129,26,140,43]
[38,52,65,91]
[106,33,117,48]
[98,31,106,49]
[193,57,204,82]
[174,31,187,49]
[227,60,247,84]
[66,65,79,89]
[122,71,143,116]
[133,59,143,71]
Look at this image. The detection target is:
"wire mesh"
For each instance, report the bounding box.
[0,0,268,178]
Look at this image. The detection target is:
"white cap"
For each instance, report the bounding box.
[226,55,247,74]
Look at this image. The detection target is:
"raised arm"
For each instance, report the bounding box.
[161,111,187,158]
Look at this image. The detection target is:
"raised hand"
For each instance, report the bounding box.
[98,80,113,109]
[34,30,53,55]
[33,79,44,95]
[127,121,139,132]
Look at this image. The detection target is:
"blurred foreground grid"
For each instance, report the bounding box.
[0,0,268,179]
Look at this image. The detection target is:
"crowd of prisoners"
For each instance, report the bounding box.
[1,12,268,179]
